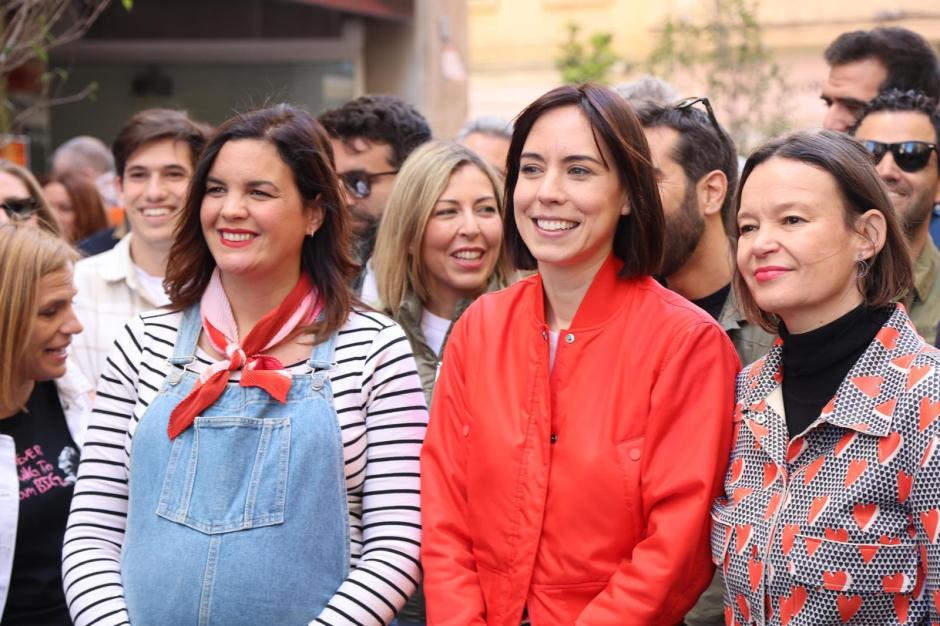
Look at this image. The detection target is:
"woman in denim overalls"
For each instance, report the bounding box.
[64,105,426,625]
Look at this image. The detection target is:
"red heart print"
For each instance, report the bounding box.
[835,430,857,457]
[781,524,799,555]
[822,570,851,591]
[779,586,807,626]
[845,459,867,488]
[808,495,829,525]
[906,364,932,391]
[730,458,744,484]
[852,375,884,398]
[882,572,909,593]
[859,544,879,563]
[898,470,913,503]
[876,326,900,349]
[802,456,826,485]
[921,509,940,543]
[836,594,861,622]
[852,503,879,532]
[878,432,903,464]
[920,396,940,432]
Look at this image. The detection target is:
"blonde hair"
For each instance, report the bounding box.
[0,223,78,409]
[0,159,61,236]
[373,140,507,315]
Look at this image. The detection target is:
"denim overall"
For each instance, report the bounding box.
[121,305,349,625]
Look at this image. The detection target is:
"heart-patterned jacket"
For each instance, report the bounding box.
[713,304,940,625]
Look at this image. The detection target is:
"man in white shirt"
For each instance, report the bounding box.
[72,109,210,385]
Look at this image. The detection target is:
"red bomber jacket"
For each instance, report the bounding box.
[421,254,741,626]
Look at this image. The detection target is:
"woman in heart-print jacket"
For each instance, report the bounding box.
[714,129,940,625]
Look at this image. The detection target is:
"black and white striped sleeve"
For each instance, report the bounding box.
[62,315,146,626]
[314,319,428,626]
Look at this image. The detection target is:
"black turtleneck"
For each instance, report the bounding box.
[779,303,893,439]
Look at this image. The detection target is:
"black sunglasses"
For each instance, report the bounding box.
[0,196,39,219]
[861,140,938,173]
[338,169,398,200]
[673,96,728,149]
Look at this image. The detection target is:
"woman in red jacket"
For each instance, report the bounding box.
[421,83,741,625]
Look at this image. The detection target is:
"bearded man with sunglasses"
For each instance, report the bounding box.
[851,89,940,342]
[319,95,432,301]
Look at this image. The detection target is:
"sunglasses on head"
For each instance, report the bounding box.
[673,96,731,152]
[338,169,398,200]
[0,197,39,219]
[861,140,939,173]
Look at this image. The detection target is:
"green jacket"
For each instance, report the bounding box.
[909,238,940,344]
[392,277,506,407]
[718,285,777,368]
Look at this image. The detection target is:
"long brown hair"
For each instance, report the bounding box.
[48,173,109,242]
[503,83,664,277]
[733,130,913,332]
[164,104,358,340]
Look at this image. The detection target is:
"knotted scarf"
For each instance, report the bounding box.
[167,269,322,439]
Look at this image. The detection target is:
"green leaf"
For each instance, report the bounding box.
[121,0,134,10]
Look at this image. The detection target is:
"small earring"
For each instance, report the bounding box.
[856,258,871,280]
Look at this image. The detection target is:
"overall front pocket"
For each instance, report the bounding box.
[156,415,291,534]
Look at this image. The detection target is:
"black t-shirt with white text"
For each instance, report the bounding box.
[0,380,78,625]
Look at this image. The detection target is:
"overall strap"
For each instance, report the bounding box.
[168,304,201,367]
[307,331,338,372]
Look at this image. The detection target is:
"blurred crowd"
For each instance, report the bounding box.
[1,22,940,626]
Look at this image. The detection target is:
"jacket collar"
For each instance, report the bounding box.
[739,304,926,450]
[914,239,940,304]
[99,234,136,284]
[718,284,748,331]
[533,253,642,330]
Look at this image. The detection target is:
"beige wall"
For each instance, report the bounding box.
[467,0,940,133]
[372,0,469,138]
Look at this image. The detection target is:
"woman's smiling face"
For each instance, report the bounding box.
[512,105,629,273]
[736,157,874,332]
[200,139,322,282]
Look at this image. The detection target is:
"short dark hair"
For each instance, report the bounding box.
[318,95,432,169]
[636,103,739,227]
[733,130,912,332]
[504,83,664,276]
[112,108,212,176]
[165,104,358,341]
[824,27,940,100]
[850,88,940,158]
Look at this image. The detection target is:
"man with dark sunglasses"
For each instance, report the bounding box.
[319,95,432,300]
[851,89,940,342]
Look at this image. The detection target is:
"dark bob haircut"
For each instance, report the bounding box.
[165,103,358,340]
[733,130,913,332]
[504,83,664,276]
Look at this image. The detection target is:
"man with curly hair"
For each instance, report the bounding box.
[851,89,940,343]
[319,96,432,299]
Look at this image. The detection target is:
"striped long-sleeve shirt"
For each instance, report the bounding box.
[62,307,428,626]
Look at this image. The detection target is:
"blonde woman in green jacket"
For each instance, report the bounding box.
[374,140,510,408]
